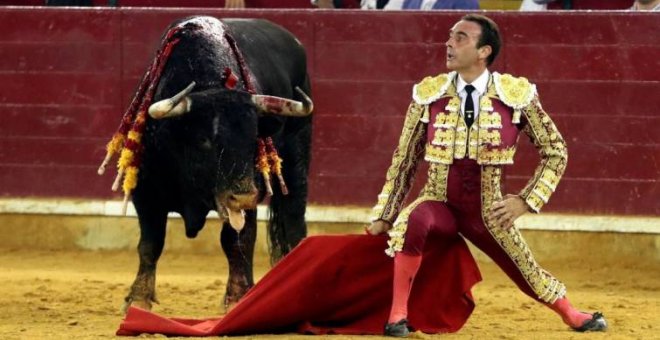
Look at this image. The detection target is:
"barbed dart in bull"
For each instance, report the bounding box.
[265,137,288,195]
[97,25,185,215]
[257,139,274,196]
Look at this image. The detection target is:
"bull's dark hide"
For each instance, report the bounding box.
[112,16,312,311]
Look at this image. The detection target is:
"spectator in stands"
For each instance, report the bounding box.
[45,0,92,5]
[522,0,632,9]
[312,0,361,8]
[361,0,389,8]
[225,0,245,8]
[630,0,660,10]
[223,0,316,8]
[379,0,479,10]
[546,0,630,9]
[519,0,553,10]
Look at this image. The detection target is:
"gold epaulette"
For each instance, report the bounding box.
[492,72,537,123]
[412,71,456,105]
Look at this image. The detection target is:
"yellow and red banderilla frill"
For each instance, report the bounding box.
[256,137,288,197]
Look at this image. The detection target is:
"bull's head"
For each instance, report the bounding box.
[147,82,312,232]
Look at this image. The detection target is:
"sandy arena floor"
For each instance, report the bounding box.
[0,244,658,340]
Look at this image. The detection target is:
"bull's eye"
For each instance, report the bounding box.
[198,136,212,150]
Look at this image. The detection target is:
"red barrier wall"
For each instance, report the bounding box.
[0,0,313,7]
[0,8,657,216]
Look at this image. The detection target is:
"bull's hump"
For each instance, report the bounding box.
[179,16,222,27]
[175,16,226,38]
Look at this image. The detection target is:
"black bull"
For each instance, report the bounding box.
[113,16,313,311]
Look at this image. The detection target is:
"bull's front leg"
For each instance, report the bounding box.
[220,209,257,312]
[123,208,168,313]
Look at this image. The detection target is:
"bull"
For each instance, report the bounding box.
[99,16,313,311]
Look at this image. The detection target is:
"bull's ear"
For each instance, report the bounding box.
[148,82,196,119]
[251,87,313,117]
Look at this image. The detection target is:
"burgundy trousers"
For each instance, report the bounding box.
[401,159,545,302]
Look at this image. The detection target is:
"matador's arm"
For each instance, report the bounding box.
[518,95,568,213]
[370,102,427,223]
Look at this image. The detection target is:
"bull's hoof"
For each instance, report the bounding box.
[224,300,237,314]
[223,294,241,314]
[121,296,157,314]
[223,276,251,314]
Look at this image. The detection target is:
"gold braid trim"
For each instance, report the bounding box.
[418,163,449,202]
[385,164,449,257]
[412,72,456,105]
[518,96,568,213]
[479,129,502,146]
[478,110,502,129]
[477,147,516,165]
[371,102,427,223]
[384,197,433,257]
[481,166,566,303]
[424,144,454,164]
[492,72,537,124]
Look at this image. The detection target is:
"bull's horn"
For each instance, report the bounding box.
[251,87,313,117]
[148,81,196,119]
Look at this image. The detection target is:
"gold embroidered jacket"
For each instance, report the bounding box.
[371,71,568,223]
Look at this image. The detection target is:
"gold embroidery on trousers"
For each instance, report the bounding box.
[386,198,428,257]
[481,166,566,303]
[385,163,449,258]
[419,163,449,201]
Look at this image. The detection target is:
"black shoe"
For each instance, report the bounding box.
[384,319,410,337]
[573,312,607,332]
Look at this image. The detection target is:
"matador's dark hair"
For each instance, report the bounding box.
[461,14,502,66]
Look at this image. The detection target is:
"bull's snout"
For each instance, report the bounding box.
[217,178,258,211]
[227,190,258,210]
[215,183,257,233]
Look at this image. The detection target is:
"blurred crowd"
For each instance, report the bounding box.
[37,0,660,11]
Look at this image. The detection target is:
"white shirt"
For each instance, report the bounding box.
[384,0,437,10]
[629,2,660,11]
[456,69,490,120]
[519,0,547,11]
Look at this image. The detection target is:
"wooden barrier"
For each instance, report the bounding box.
[0,7,657,215]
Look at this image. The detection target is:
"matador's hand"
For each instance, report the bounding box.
[489,194,529,230]
[366,220,392,235]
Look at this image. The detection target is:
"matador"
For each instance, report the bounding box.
[367,14,607,337]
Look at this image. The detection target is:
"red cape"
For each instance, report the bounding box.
[117,234,481,336]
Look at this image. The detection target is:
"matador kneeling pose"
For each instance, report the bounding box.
[367,14,607,337]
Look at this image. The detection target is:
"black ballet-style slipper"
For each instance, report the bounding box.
[384,318,410,337]
[573,312,607,332]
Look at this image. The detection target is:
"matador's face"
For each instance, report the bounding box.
[445,20,488,72]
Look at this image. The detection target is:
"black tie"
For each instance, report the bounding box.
[464,84,475,128]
